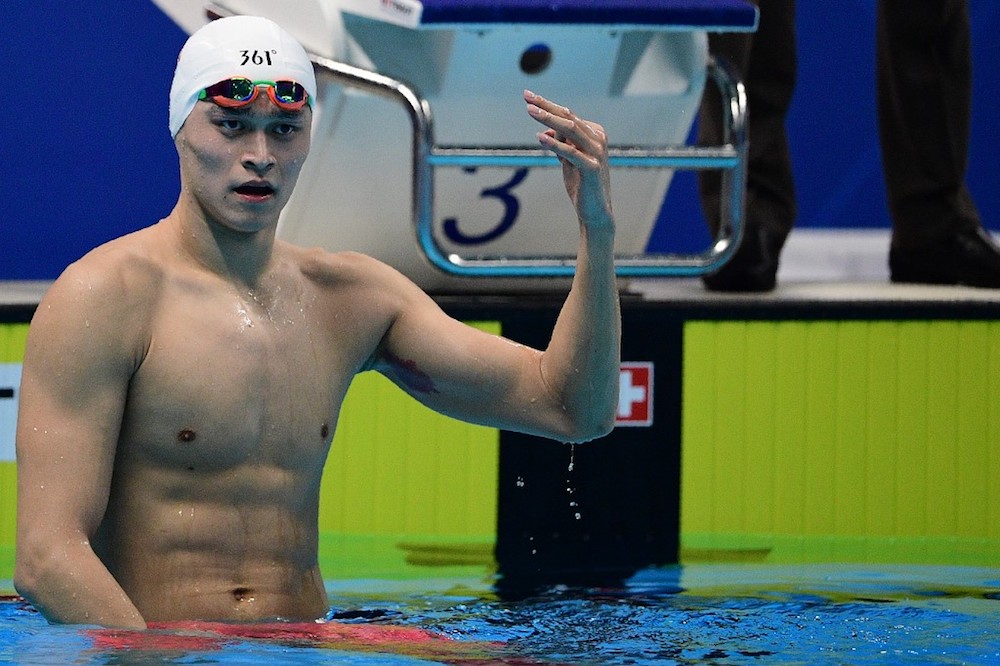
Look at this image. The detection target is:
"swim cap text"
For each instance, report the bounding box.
[240,49,276,67]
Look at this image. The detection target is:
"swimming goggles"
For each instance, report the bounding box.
[199,78,311,111]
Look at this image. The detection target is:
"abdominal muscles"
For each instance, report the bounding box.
[96,458,330,622]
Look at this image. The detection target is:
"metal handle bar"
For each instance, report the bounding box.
[310,51,747,277]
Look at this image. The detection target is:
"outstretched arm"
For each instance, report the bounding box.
[372,91,620,443]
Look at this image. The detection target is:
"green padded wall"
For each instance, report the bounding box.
[682,320,1000,565]
[0,324,28,577]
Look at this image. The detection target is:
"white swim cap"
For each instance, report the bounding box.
[169,15,317,138]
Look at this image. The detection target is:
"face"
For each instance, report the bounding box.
[175,95,312,234]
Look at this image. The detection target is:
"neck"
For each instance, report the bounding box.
[164,196,279,287]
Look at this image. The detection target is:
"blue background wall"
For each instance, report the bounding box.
[2,2,998,280]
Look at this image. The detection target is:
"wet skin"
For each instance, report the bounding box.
[14,90,620,627]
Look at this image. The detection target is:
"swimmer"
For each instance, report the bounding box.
[13,16,620,628]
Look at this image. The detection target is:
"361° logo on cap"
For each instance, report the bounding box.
[240,49,276,66]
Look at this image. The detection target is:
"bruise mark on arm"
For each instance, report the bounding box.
[383,350,439,395]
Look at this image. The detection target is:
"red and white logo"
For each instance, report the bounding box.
[617,362,653,427]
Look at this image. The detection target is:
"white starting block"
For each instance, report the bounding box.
[152,0,757,292]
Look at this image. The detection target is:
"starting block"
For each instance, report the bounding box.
[152,0,757,292]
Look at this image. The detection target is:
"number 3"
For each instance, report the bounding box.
[443,168,529,245]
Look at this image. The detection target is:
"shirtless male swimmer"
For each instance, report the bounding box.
[14,16,620,629]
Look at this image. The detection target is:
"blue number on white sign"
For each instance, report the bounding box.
[443,167,529,245]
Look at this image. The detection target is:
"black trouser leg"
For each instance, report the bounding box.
[879,0,1000,287]
[877,0,979,249]
[698,0,797,291]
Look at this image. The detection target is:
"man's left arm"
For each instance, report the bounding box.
[523,89,621,440]
[372,91,620,443]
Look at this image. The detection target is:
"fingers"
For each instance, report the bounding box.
[524,89,574,127]
[524,90,607,169]
[523,90,614,227]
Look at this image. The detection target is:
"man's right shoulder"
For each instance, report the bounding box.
[44,229,166,313]
[28,230,166,369]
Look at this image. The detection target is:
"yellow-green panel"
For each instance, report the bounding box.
[320,371,499,538]
[681,319,1000,567]
[892,322,929,537]
[317,533,495,581]
[708,320,747,534]
[862,322,898,537]
[831,323,869,535]
[0,324,28,362]
[681,532,1000,566]
[802,323,838,536]
[990,326,1000,542]
[0,324,26,580]
[772,322,808,535]
[680,322,717,532]
[0,463,15,579]
[318,321,501,578]
[924,322,960,537]
[955,323,991,538]
[741,324,778,533]
[0,463,15,546]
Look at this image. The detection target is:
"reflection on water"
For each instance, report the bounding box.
[1,565,999,664]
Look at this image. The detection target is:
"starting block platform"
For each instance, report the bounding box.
[152,0,758,292]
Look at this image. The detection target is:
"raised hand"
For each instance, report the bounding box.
[524,89,614,232]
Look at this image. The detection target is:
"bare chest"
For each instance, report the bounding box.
[119,285,368,471]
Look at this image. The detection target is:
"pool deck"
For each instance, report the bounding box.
[0,282,50,309]
[4,278,1000,312]
[628,278,1000,310]
[5,230,1000,313]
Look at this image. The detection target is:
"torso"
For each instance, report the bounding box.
[90,224,393,621]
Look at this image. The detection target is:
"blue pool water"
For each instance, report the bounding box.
[1,564,998,664]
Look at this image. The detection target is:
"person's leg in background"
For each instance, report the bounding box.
[878,0,1000,287]
[697,0,797,292]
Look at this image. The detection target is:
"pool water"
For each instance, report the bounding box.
[1,564,998,664]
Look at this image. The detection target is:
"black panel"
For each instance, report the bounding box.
[460,305,684,594]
